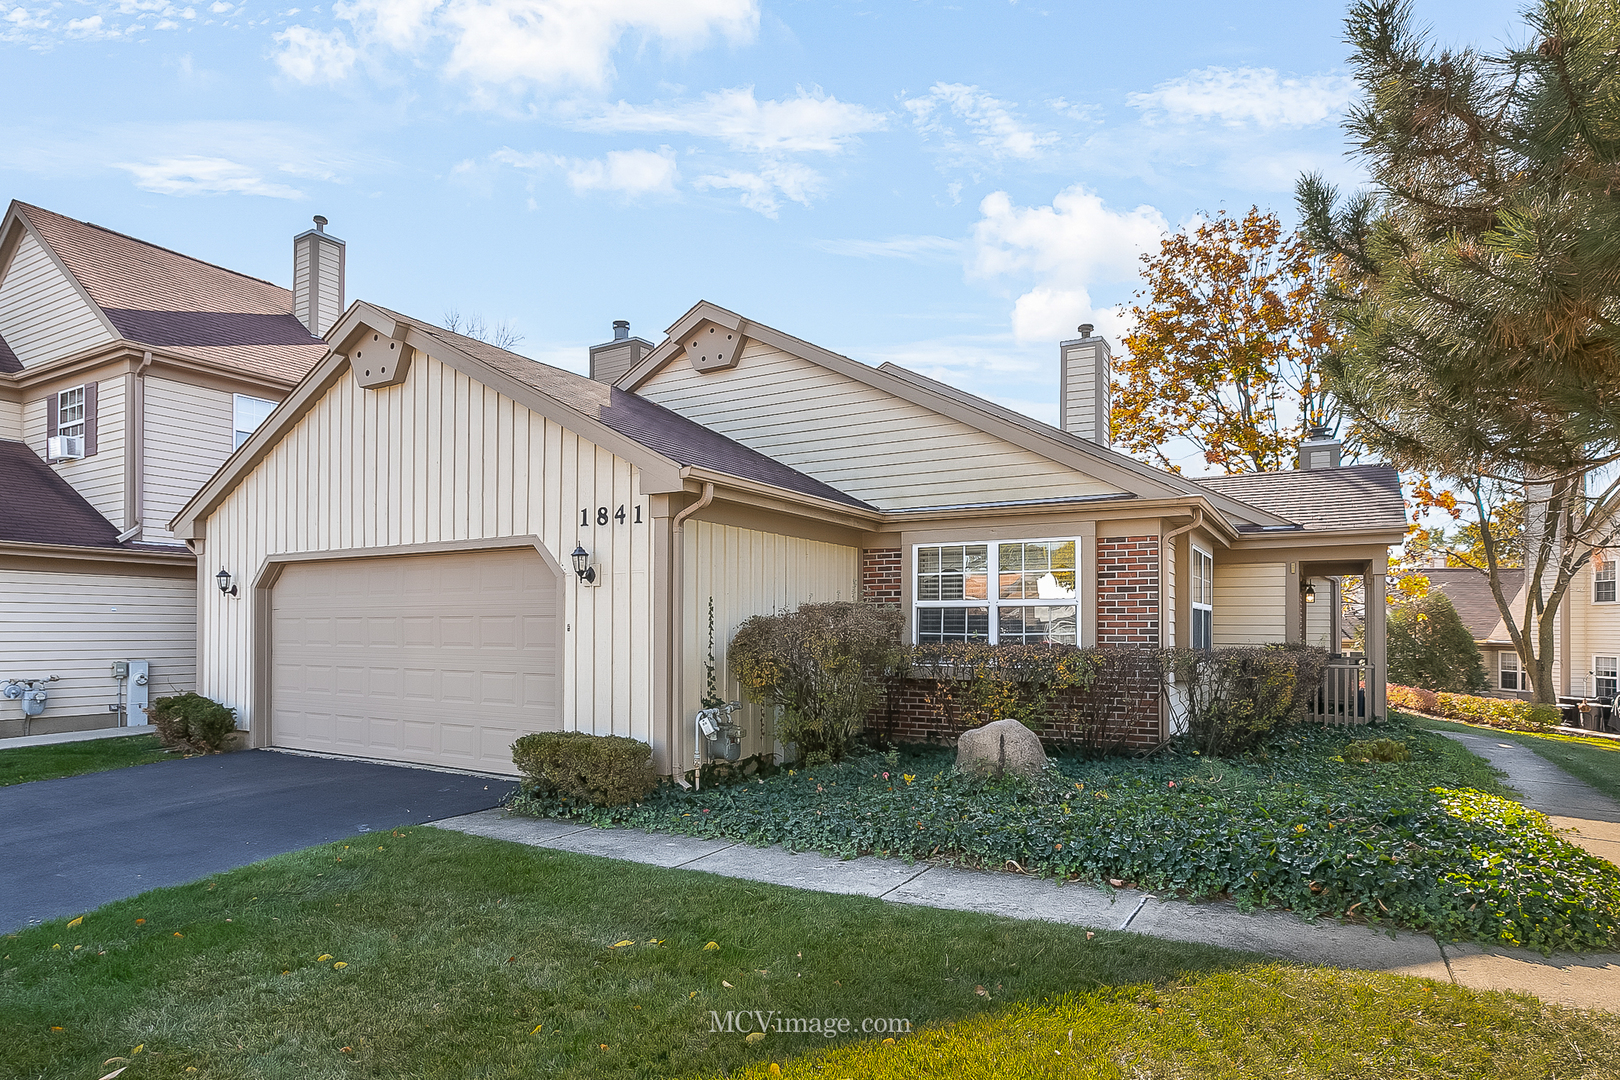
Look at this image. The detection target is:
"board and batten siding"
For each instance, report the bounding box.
[1213,562,1287,646]
[0,231,112,366]
[197,350,656,749]
[143,376,235,544]
[24,377,126,527]
[678,520,857,766]
[637,341,1122,511]
[0,567,195,722]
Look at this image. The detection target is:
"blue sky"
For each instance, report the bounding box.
[3,0,1526,436]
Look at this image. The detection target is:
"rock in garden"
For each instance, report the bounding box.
[956,718,1047,777]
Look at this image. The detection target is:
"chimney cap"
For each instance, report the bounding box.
[313,215,328,232]
[1078,323,1094,338]
[612,319,630,341]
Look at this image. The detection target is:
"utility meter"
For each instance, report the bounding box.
[112,661,129,679]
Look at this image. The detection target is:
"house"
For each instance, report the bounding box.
[174,301,1407,777]
[0,201,343,736]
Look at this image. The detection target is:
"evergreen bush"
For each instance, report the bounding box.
[146,692,238,754]
[511,731,657,807]
[1387,592,1489,692]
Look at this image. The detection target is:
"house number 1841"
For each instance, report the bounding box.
[581,505,642,526]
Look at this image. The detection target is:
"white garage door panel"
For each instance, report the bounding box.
[269,548,559,774]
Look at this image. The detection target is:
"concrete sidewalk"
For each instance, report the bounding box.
[0,724,156,751]
[433,809,1620,1012]
[1436,729,1620,867]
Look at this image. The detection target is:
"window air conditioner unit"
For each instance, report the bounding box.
[47,435,84,461]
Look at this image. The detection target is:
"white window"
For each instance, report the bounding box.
[233,394,276,449]
[57,386,85,440]
[1595,656,1618,701]
[1499,651,1522,692]
[914,538,1077,645]
[1190,547,1214,650]
[1595,557,1616,604]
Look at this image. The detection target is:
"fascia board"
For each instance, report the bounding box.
[1228,526,1406,550]
[678,465,882,530]
[0,539,195,566]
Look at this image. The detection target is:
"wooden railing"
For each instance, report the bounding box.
[1310,655,1371,725]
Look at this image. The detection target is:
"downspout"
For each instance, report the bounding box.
[1157,508,1204,745]
[671,482,715,787]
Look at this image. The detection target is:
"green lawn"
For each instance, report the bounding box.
[3,828,1614,1080]
[1408,715,1620,803]
[0,734,173,787]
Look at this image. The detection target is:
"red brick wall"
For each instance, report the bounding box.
[862,547,903,608]
[1096,535,1160,647]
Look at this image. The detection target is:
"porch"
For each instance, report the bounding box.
[1290,558,1386,725]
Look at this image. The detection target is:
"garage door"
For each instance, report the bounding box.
[269,547,559,774]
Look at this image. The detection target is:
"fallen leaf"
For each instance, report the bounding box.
[530,1024,543,1035]
[333,962,347,969]
[135,919,145,925]
[74,945,82,951]
[96,1069,128,1080]
[648,938,664,945]
[689,991,699,1000]
[173,932,184,938]
[722,980,734,988]
[52,944,61,950]
[132,1044,144,1055]
[317,954,333,962]
[67,917,83,928]
[974,985,988,997]
[610,940,634,948]
[599,1044,609,1051]
[1109,879,1125,888]
[340,1046,353,1053]
[703,941,720,951]
[50,1026,63,1032]
[1086,931,1095,940]
[769,1063,782,1074]
[745,1032,765,1044]
[882,1038,896,1046]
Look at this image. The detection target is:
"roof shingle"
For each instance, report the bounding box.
[0,439,122,547]
[1421,567,1522,641]
[1197,464,1406,533]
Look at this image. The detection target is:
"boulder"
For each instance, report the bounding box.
[956,718,1047,777]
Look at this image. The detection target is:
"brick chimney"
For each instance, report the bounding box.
[1297,425,1342,470]
[293,215,345,338]
[589,320,654,383]
[1059,323,1112,445]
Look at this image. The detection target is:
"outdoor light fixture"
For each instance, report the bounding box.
[570,545,597,585]
[1303,583,1317,603]
[216,568,238,597]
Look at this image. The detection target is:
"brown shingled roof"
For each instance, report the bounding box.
[385,308,875,511]
[0,329,19,374]
[0,439,123,547]
[1197,464,1406,532]
[1422,567,1522,641]
[10,202,327,384]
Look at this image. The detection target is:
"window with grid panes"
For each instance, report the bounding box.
[913,538,1077,644]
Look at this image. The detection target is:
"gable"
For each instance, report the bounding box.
[633,337,1125,511]
[0,227,115,367]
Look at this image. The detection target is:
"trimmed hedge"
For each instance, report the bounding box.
[1389,685,1560,732]
[146,692,237,754]
[511,731,657,807]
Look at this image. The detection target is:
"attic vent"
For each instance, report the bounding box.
[687,321,744,373]
[349,325,414,390]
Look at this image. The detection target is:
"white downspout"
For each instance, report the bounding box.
[672,482,715,788]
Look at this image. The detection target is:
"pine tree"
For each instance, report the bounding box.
[1298,0,1620,702]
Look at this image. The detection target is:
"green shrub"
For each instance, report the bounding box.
[511,731,656,807]
[1387,592,1489,692]
[728,601,904,762]
[1341,738,1410,763]
[1169,645,1328,756]
[145,692,238,754]
[1394,685,1562,732]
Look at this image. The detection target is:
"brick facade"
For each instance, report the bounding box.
[861,547,903,608]
[1096,535,1160,647]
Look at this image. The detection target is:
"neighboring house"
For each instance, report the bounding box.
[174,301,1407,777]
[0,201,342,736]
[1425,558,1619,705]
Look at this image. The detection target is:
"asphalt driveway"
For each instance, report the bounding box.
[0,749,516,932]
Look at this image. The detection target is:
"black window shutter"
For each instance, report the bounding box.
[83,381,98,456]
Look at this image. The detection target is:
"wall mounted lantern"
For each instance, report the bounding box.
[216,568,238,597]
[570,545,597,585]
[1303,582,1317,604]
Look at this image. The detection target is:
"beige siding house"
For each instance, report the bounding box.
[0,202,337,736]
[176,300,1407,778]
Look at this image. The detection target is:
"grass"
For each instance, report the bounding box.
[1409,714,1620,803]
[0,734,173,787]
[3,827,1616,1080]
[512,719,1620,952]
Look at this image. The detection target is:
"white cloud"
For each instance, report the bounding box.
[116,155,308,198]
[273,24,357,83]
[1127,67,1357,129]
[694,160,822,218]
[576,86,885,154]
[332,0,440,48]
[495,146,678,196]
[904,82,1057,162]
[970,185,1167,344]
[812,235,960,261]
